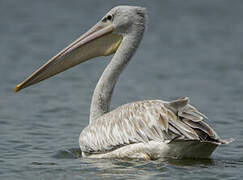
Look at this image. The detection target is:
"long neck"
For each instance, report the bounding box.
[89,29,144,123]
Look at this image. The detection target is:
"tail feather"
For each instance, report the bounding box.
[165,97,233,145]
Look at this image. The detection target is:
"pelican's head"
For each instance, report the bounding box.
[15,6,146,92]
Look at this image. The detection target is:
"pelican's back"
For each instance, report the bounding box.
[79,97,230,159]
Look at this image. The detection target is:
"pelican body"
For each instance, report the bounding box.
[15,6,232,159]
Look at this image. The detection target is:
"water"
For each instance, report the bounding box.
[1,0,243,179]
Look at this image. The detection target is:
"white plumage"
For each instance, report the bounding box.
[80,97,230,159]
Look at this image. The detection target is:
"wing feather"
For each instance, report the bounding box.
[79,97,223,153]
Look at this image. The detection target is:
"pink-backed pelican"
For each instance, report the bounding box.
[15,6,232,159]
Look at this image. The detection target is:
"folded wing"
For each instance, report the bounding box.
[80,97,228,154]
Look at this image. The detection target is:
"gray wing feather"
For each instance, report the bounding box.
[80,97,224,153]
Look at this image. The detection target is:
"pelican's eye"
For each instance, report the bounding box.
[107,15,113,21]
[102,14,113,22]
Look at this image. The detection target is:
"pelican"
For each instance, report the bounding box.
[15,6,232,160]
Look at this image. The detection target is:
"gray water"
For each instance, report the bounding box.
[1,0,243,179]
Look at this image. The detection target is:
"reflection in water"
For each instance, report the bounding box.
[78,155,217,179]
[165,157,215,166]
[52,148,82,159]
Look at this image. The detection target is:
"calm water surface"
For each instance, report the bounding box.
[1,0,243,179]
